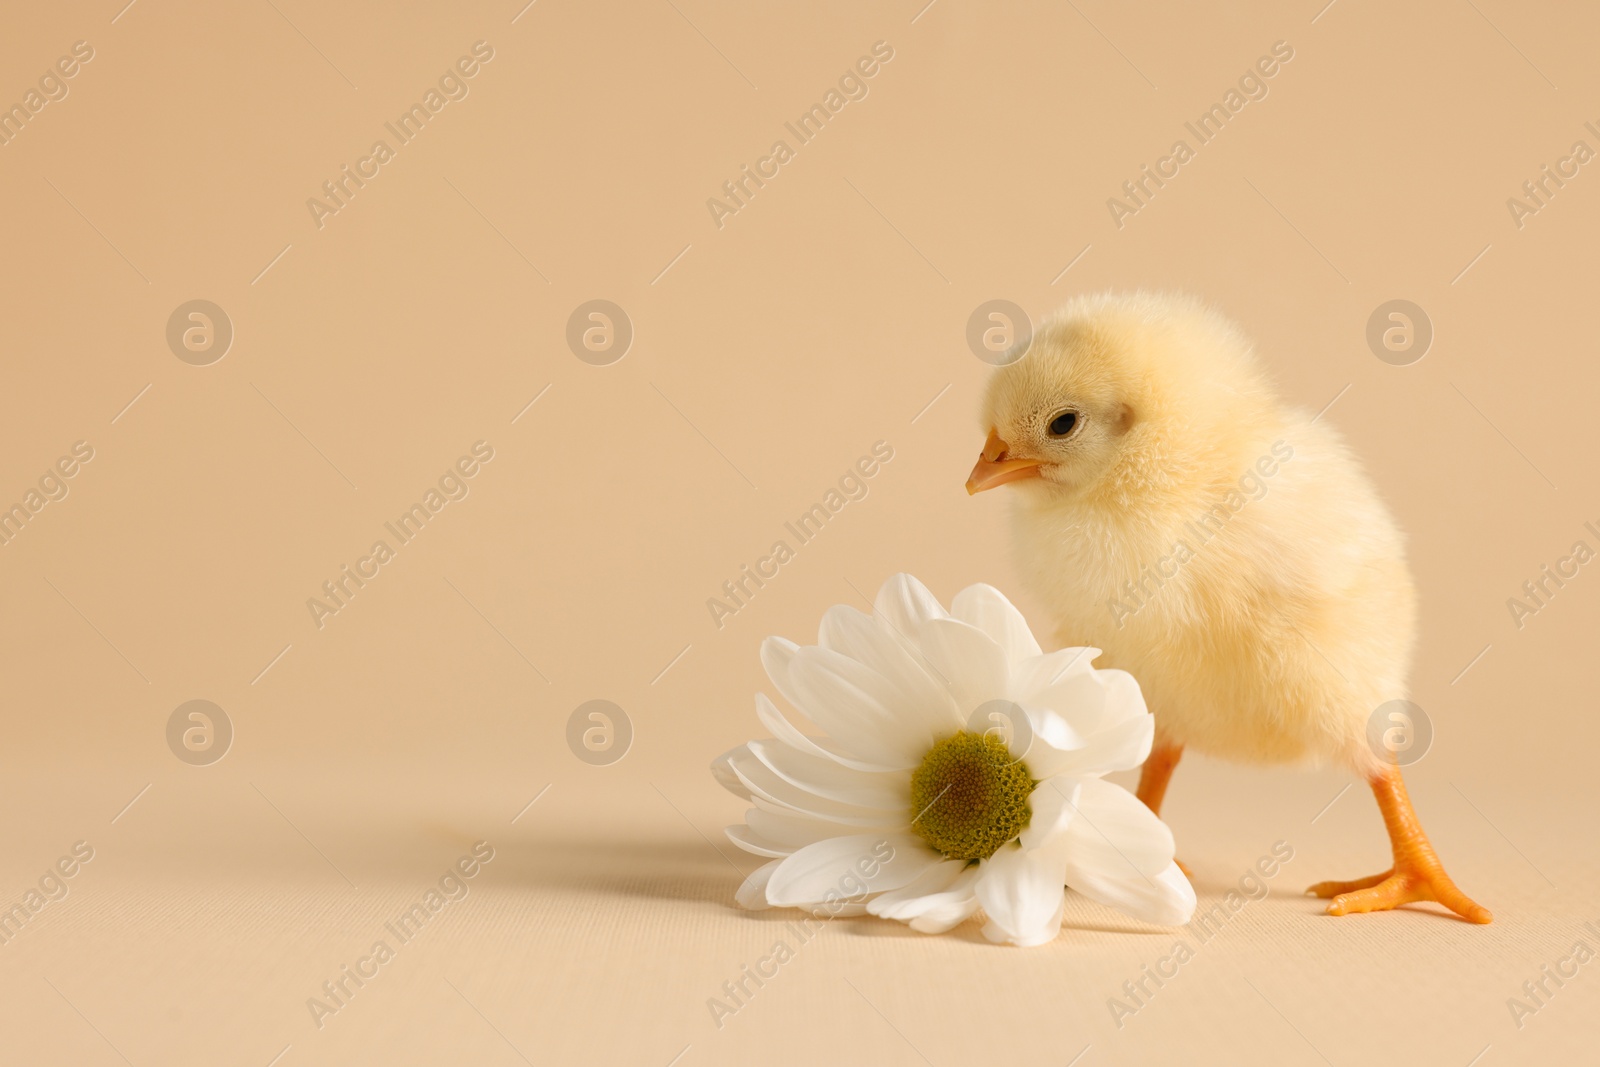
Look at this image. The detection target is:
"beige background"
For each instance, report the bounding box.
[1,0,1597,1064]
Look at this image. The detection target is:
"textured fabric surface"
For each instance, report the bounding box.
[2,762,1592,1066]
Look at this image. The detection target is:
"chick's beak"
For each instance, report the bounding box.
[966,429,1042,494]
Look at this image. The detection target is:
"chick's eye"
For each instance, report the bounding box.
[1047,411,1078,437]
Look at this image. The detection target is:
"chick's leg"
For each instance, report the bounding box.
[1307,767,1492,924]
[1136,741,1189,877]
[1135,741,1183,817]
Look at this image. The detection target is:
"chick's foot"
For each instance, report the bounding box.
[1309,769,1492,924]
[1306,869,1392,897]
[1312,864,1491,923]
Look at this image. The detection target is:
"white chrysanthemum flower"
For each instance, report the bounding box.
[712,574,1196,947]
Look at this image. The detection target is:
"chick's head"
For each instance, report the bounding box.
[968,291,1274,506]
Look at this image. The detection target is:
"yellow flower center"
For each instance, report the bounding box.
[909,731,1036,861]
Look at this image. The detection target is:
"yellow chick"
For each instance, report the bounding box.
[966,291,1489,923]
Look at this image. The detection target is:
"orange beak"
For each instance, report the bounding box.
[966,429,1042,494]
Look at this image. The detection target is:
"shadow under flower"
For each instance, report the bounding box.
[492,835,757,908]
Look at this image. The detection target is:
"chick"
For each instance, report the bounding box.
[966,291,1489,923]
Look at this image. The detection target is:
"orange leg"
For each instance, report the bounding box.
[1306,767,1492,923]
[1136,741,1183,817]
[1137,742,1189,877]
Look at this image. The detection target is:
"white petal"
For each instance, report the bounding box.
[952,584,1043,665]
[815,602,881,657]
[754,691,832,759]
[1024,709,1154,779]
[1022,704,1084,754]
[968,698,1039,765]
[746,739,910,810]
[915,617,1009,719]
[1054,776,1174,868]
[736,859,781,910]
[766,834,940,908]
[873,573,948,637]
[746,807,861,850]
[908,870,983,933]
[761,636,806,704]
[764,638,904,768]
[889,870,985,934]
[975,841,1070,947]
[786,646,925,768]
[805,900,871,918]
[982,895,1065,946]
[711,747,753,800]
[727,748,904,827]
[732,803,908,861]
[967,773,1090,946]
[754,692,901,773]
[765,634,921,770]
[726,823,794,858]
[1009,647,1100,700]
[1025,663,1148,737]
[818,604,962,737]
[1018,776,1079,850]
[869,862,983,935]
[1056,778,1195,926]
[866,858,968,917]
[1126,864,1196,927]
[761,643,902,767]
